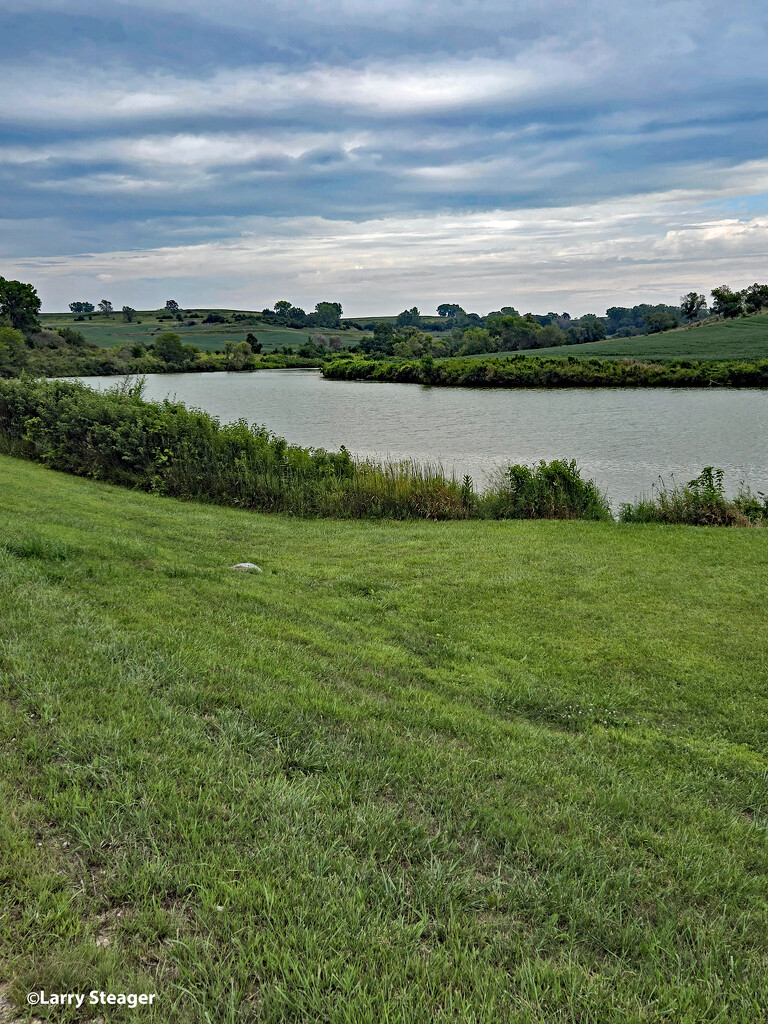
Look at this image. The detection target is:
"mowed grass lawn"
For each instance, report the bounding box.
[1,456,768,1022]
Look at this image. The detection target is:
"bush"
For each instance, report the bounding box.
[482,460,612,521]
[619,467,760,526]
[57,327,87,348]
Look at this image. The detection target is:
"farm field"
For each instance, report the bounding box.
[1,455,768,1021]
[485,314,768,361]
[39,311,369,354]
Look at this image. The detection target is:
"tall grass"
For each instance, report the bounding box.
[0,377,477,520]
[483,460,612,521]
[619,467,768,526]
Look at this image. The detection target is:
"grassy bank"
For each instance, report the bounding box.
[461,312,768,362]
[324,353,768,388]
[0,377,613,522]
[1,456,768,1022]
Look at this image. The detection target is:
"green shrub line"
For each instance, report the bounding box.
[323,353,768,388]
[0,376,765,525]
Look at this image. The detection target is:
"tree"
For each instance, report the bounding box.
[395,307,421,328]
[98,299,114,318]
[578,314,607,341]
[285,306,307,326]
[274,300,292,315]
[680,291,707,323]
[436,303,465,318]
[245,332,262,353]
[122,306,137,322]
[0,277,41,333]
[743,282,768,315]
[69,301,95,314]
[360,321,395,355]
[224,340,253,370]
[0,326,26,374]
[153,332,185,365]
[486,314,541,350]
[314,301,342,328]
[643,311,678,334]
[164,299,180,313]
[711,285,742,320]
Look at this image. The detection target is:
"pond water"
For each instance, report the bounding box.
[77,370,768,506]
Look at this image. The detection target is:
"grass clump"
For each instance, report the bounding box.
[620,467,768,526]
[483,460,612,521]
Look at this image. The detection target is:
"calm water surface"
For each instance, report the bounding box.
[79,370,768,506]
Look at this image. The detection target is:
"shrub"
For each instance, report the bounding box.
[482,460,612,521]
[619,467,756,526]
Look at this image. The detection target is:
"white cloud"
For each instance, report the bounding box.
[9,179,768,315]
[0,49,600,126]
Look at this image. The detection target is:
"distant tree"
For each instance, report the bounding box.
[164,299,180,313]
[69,301,95,314]
[203,312,225,324]
[500,306,520,317]
[286,306,307,326]
[486,314,541,350]
[0,326,26,373]
[245,333,262,353]
[224,340,253,370]
[122,305,137,323]
[537,324,567,347]
[643,311,678,334]
[577,314,607,342]
[314,301,342,328]
[680,291,707,323]
[710,285,743,320]
[742,282,768,315]
[395,307,421,328]
[274,300,292,315]
[360,321,395,355]
[436,303,465,318]
[98,299,114,318]
[0,277,42,333]
[153,332,186,365]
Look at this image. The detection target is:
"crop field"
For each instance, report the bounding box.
[1,455,768,1021]
[493,314,768,361]
[39,311,369,354]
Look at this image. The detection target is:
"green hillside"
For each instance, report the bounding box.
[2,455,768,1021]
[501,313,768,361]
[40,310,369,354]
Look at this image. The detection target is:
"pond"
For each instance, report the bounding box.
[77,370,768,506]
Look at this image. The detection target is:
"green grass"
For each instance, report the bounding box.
[39,311,368,354]
[479,314,768,361]
[2,456,768,1022]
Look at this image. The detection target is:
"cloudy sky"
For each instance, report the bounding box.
[1,0,767,315]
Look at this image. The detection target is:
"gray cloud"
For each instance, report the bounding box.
[1,0,767,310]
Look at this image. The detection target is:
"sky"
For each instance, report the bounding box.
[1,0,767,315]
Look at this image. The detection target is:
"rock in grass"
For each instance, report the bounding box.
[232,562,263,572]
